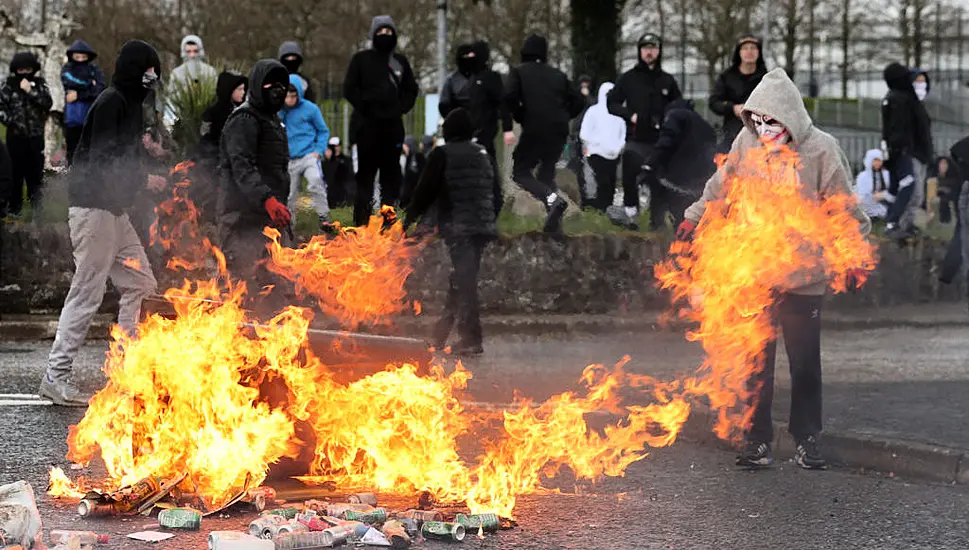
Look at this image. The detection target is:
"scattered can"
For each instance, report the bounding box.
[421,521,466,542]
[273,531,342,550]
[247,515,289,538]
[398,518,420,538]
[324,503,373,518]
[208,531,274,550]
[247,486,276,505]
[112,477,161,513]
[455,513,500,533]
[344,507,387,524]
[77,499,114,518]
[296,512,330,532]
[263,507,300,520]
[158,508,202,530]
[397,509,444,523]
[319,524,356,546]
[347,492,378,506]
[260,521,308,540]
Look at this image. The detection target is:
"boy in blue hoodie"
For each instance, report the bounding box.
[279,74,330,226]
[61,40,106,166]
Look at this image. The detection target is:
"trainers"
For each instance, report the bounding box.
[543,197,568,234]
[736,440,774,468]
[38,374,90,407]
[605,205,639,231]
[795,435,827,470]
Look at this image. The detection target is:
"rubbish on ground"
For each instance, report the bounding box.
[360,527,391,547]
[263,507,300,520]
[49,530,109,545]
[344,507,387,524]
[125,531,175,543]
[455,513,500,533]
[395,518,419,538]
[207,531,274,550]
[295,512,329,531]
[0,481,42,548]
[247,515,289,538]
[323,503,372,518]
[317,524,355,547]
[77,498,114,518]
[273,531,342,550]
[396,509,443,523]
[347,493,377,506]
[200,475,253,517]
[244,487,275,512]
[421,521,466,542]
[157,508,202,530]
[128,474,185,514]
[259,521,308,540]
[380,520,411,548]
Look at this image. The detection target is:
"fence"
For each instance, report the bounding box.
[318,98,428,145]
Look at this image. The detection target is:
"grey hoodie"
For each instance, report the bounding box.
[684,68,871,296]
[370,15,396,39]
[169,34,216,88]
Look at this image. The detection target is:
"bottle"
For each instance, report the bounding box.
[208,531,274,550]
[49,531,109,546]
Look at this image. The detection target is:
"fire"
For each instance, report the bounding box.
[150,161,223,273]
[47,466,84,499]
[655,143,876,439]
[122,257,142,270]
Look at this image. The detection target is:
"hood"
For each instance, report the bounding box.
[180,34,205,60]
[112,40,161,95]
[287,73,306,102]
[471,40,491,68]
[950,136,969,171]
[731,34,766,71]
[863,148,884,171]
[216,70,247,104]
[370,15,397,39]
[665,98,694,113]
[456,43,475,75]
[420,135,435,152]
[741,68,813,145]
[442,107,473,142]
[246,59,289,111]
[278,41,304,63]
[636,32,663,68]
[521,34,548,63]
[911,67,931,95]
[66,40,97,62]
[403,135,419,153]
[596,82,614,104]
[884,62,913,92]
[9,52,40,74]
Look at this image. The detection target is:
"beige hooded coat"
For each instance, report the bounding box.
[683,68,871,295]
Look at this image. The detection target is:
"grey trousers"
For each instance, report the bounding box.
[287,154,330,218]
[47,207,157,379]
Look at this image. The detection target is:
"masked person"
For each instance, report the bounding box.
[504,34,586,234]
[0,52,52,216]
[709,34,767,153]
[343,15,419,226]
[404,108,501,356]
[278,41,316,104]
[218,59,292,305]
[607,32,682,230]
[280,75,331,228]
[579,82,626,212]
[439,43,474,118]
[854,149,892,222]
[678,68,871,470]
[61,40,106,166]
[42,40,164,406]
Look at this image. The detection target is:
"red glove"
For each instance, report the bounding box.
[676,220,697,241]
[845,268,867,293]
[264,196,291,227]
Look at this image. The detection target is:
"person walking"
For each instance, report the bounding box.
[280,74,331,228]
[709,34,767,153]
[279,41,316,103]
[0,52,52,216]
[579,81,625,212]
[60,40,106,166]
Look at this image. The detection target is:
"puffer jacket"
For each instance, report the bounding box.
[0,52,53,137]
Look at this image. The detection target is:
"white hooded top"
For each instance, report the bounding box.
[855,148,893,219]
[580,82,626,160]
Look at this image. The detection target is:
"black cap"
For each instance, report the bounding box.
[638,33,661,48]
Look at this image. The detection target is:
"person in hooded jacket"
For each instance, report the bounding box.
[950,136,969,299]
[607,32,682,230]
[638,99,716,227]
[439,43,474,118]
[678,68,871,471]
[504,34,586,233]
[280,74,331,227]
[881,62,933,239]
[404,107,501,356]
[279,41,316,104]
[399,135,425,207]
[854,149,892,222]
[579,82,625,212]
[465,40,512,159]
[343,15,419,227]
[323,136,354,208]
[937,155,966,285]
[709,34,767,153]
[61,40,106,166]
[42,40,164,406]
[169,35,217,89]
[218,59,292,301]
[199,71,247,161]
[0,52,52,215]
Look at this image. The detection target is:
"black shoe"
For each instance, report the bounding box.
[736,440,774,468]
[543,197,567,234]
[794,435,827,470]
[452,343,484,357]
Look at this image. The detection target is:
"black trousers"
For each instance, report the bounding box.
[622,141,673,229]
[64,126,83,166]
[512,132,565,204]
[354,122,404,226]
[6,135,45,215]
[432,236,488,348]
[587,154,618,212]
[747,293,823,444]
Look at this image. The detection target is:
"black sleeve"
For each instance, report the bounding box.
[504,67,522,123]
[303,79,316,103]
[606,77,633,122]
[648,110,687,170]
[88,93,145,186]
[709,72,733,116]
[667,76,683,101]
[222,113,273,209]
[0,138,11,208]
[485,71,512,132]
[404,147,447,226]
[399,56,419,115]
[343,53,364,113]
[882,95,907,154]
[439,76,453,118]
[566,77,586,119]
[31,79,53,111]
[490,151,503,215]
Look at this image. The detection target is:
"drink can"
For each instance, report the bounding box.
[112,477,161,513]
[456,513,500,533]
[398,518,420,538]
[264,507,300,520]
[208,531,274,550]
[344,507,387,524]
[347,492,378,506]
[397,509,444,523]
[296,512,330,532]
[77,499,114,518]
[247,486,276,504]
[421,521,465,542]
[274,531,341,550]
[324,503,373,518]
[247,515,288,538]
[320,525,355,546]
[158,508,202,530]
[260,521,308,540]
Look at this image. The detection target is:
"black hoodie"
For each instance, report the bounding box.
[199,71,247,156]
[504,35,585,138]
[218,59,291,231]
[68,40,160,215]
[606,32,682,144]
[439,43,474,118]
[0,52,53,138]
[709,35,767,146]
[882,62,933,164]
[647,99,717,191]
[343,18,419,127]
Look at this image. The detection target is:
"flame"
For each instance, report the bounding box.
[47,466,85,499]
[413,301,422,316]
[122,257,142,270]
[150,161,224,273]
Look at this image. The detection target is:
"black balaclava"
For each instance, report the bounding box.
[520,35,548,63]
[111,40,162,101]
[884,62,915,95]
[470,40,490,73]
[8,52,40,86]
[371,15,399,55]
[442,107,473,142]
[456,44,475,76]
[247,59,290,114]
[278,41,304,74]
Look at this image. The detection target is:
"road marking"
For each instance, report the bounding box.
[0,393,46,399]
[0,399,53,406]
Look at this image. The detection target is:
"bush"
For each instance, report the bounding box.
[168,76,217,155]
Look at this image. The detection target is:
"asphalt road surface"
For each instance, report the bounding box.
[2,329,968,549]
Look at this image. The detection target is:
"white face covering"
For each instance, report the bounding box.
[750,112,790,147]
[913,81,928,101]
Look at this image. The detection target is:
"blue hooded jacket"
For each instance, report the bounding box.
[279,74,329,159]
[61,40,106,127]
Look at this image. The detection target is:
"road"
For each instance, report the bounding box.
[2,328,968,548]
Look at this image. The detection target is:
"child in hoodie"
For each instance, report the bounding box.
[61,40,106,166]
[579,82,625,212]
[855,149,892,222]
[280,75,331,227]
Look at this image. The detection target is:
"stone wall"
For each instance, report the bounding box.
[1,221,964,315]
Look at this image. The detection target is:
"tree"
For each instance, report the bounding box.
[570,0,623,83]
[688,0,757,85]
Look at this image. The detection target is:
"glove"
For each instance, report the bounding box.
[676,220,696,241]
[845,268,867,293]
[264,196,291,227]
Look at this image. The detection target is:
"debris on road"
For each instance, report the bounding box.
[421,521,466,542]
[347,493,378,506]
[157,508,202,530]
[208,531,274,549]
[125,531,174,543]
[0,481,42,548]
[49,530,108,546]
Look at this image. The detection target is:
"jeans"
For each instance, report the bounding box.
[432,236,488,348]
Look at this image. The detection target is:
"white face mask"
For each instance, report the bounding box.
[750,112,790,146]
[913,81,928,101]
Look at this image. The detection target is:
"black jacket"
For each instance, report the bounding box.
[405,108,500,238]
[607,59,681,144]
[400,135,426,207]
[882,63,933,164]
[709,44,766,146]
[323,149,354,207]
[0,52,53,138]
[199,71,247,160]
[439,44,474,117]
[504,35,585,138]
[68,40,160,215]
[278,41,315,104]
[440,41,511,146]
[218,60,290,232]
[647,100,717,191]
[344,48,419,129]
[0,138,13,214]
